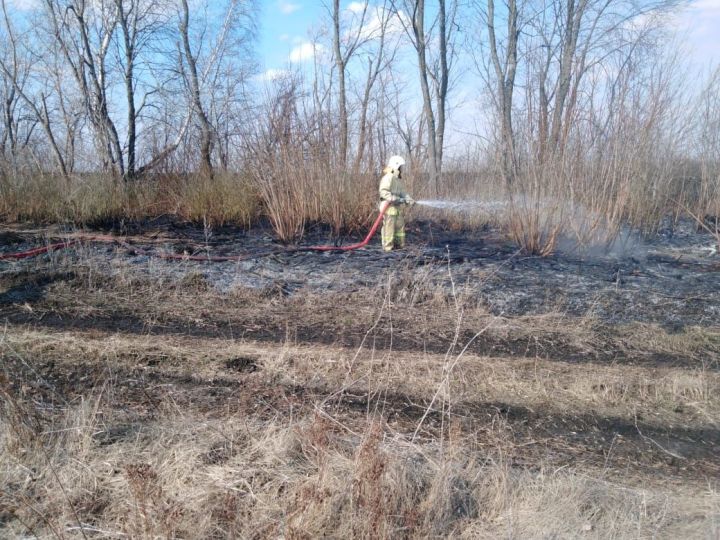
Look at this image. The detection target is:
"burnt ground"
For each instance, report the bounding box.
[1,218,719,370]
[1,217,719,537]
[1,216,719,328]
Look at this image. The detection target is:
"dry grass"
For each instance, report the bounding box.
[0,172,260,228]
[1,153,718,255]
[1,330,718,539]
[1,248,718,537]
[162,172,260,228]
[3,324,719,435]
[0,172,149,224]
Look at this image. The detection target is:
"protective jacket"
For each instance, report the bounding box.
[379,167,411,251]
[378,168,408,216]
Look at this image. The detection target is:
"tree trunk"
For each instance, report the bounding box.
[550,0,584,152]
[412,0,439,190]
[435,0,448,179]
[117,0,137,180]
[487,0,518,186]
[180,0,213,178]
[332,0,348,167]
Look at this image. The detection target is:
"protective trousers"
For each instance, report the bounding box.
[381,207,405,251]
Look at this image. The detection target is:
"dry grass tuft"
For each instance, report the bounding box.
[0,171,260,228]
[162,172,260,227]
[0,264,718,537]
[2,385,717,539]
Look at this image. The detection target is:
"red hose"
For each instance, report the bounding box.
[305,200,390,252]
[0,240,79,260]
[0,202,392,261]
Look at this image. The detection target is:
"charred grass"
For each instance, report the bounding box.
[1,265,719,538]
[1,263,718,368]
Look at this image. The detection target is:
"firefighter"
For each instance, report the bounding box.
[379,155,415,252]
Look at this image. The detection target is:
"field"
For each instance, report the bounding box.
[1,217,719,539]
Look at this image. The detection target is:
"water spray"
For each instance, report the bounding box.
[415,199,508,213]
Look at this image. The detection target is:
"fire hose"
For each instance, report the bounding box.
[0,201,393,262]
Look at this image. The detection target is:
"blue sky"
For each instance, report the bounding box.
[257,0,720,78]
[678,0,720,67]
[258,0,324,74]
[256,0,720,152]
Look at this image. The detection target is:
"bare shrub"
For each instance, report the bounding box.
[247,79,380,242]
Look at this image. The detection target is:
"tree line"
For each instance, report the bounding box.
[1,1,718,236]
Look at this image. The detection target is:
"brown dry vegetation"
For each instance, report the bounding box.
[1,260,719,538]
[2,2,719,534]
[2,161,716,255]
[0,172,260,229]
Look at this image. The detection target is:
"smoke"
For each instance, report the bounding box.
[557,225,647,259]
[416,199,508,214]
[415,197,650,258]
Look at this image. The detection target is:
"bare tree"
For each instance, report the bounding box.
[37,0,201,180]
[0,0,69,178]
[0,2,23,168]
[528,0,682,159]
[332,0,348,167]
[330,0,373,167]
[0,0,255,184]
[394,0,456,190]
[42,0,125,176]
[472,0,680,177]
[484,0,519,184]
[48,48,84,175]
[176,0,256,178]
[205,6,256,172]
[353,1,398,173]
[177,0,213,177]
[113,0,165,179]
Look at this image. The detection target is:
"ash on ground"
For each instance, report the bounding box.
[1,218,718,327]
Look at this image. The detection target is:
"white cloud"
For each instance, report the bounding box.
[279,33,290,42]
[257,68,291,82]
[347,1,367,14]
[289,42,324,63]
[345,4,410,42]
[693,0,720,14]
[671,0,720,66]
[278,1,301,15]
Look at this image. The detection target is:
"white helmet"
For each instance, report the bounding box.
[386,155,405,172]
